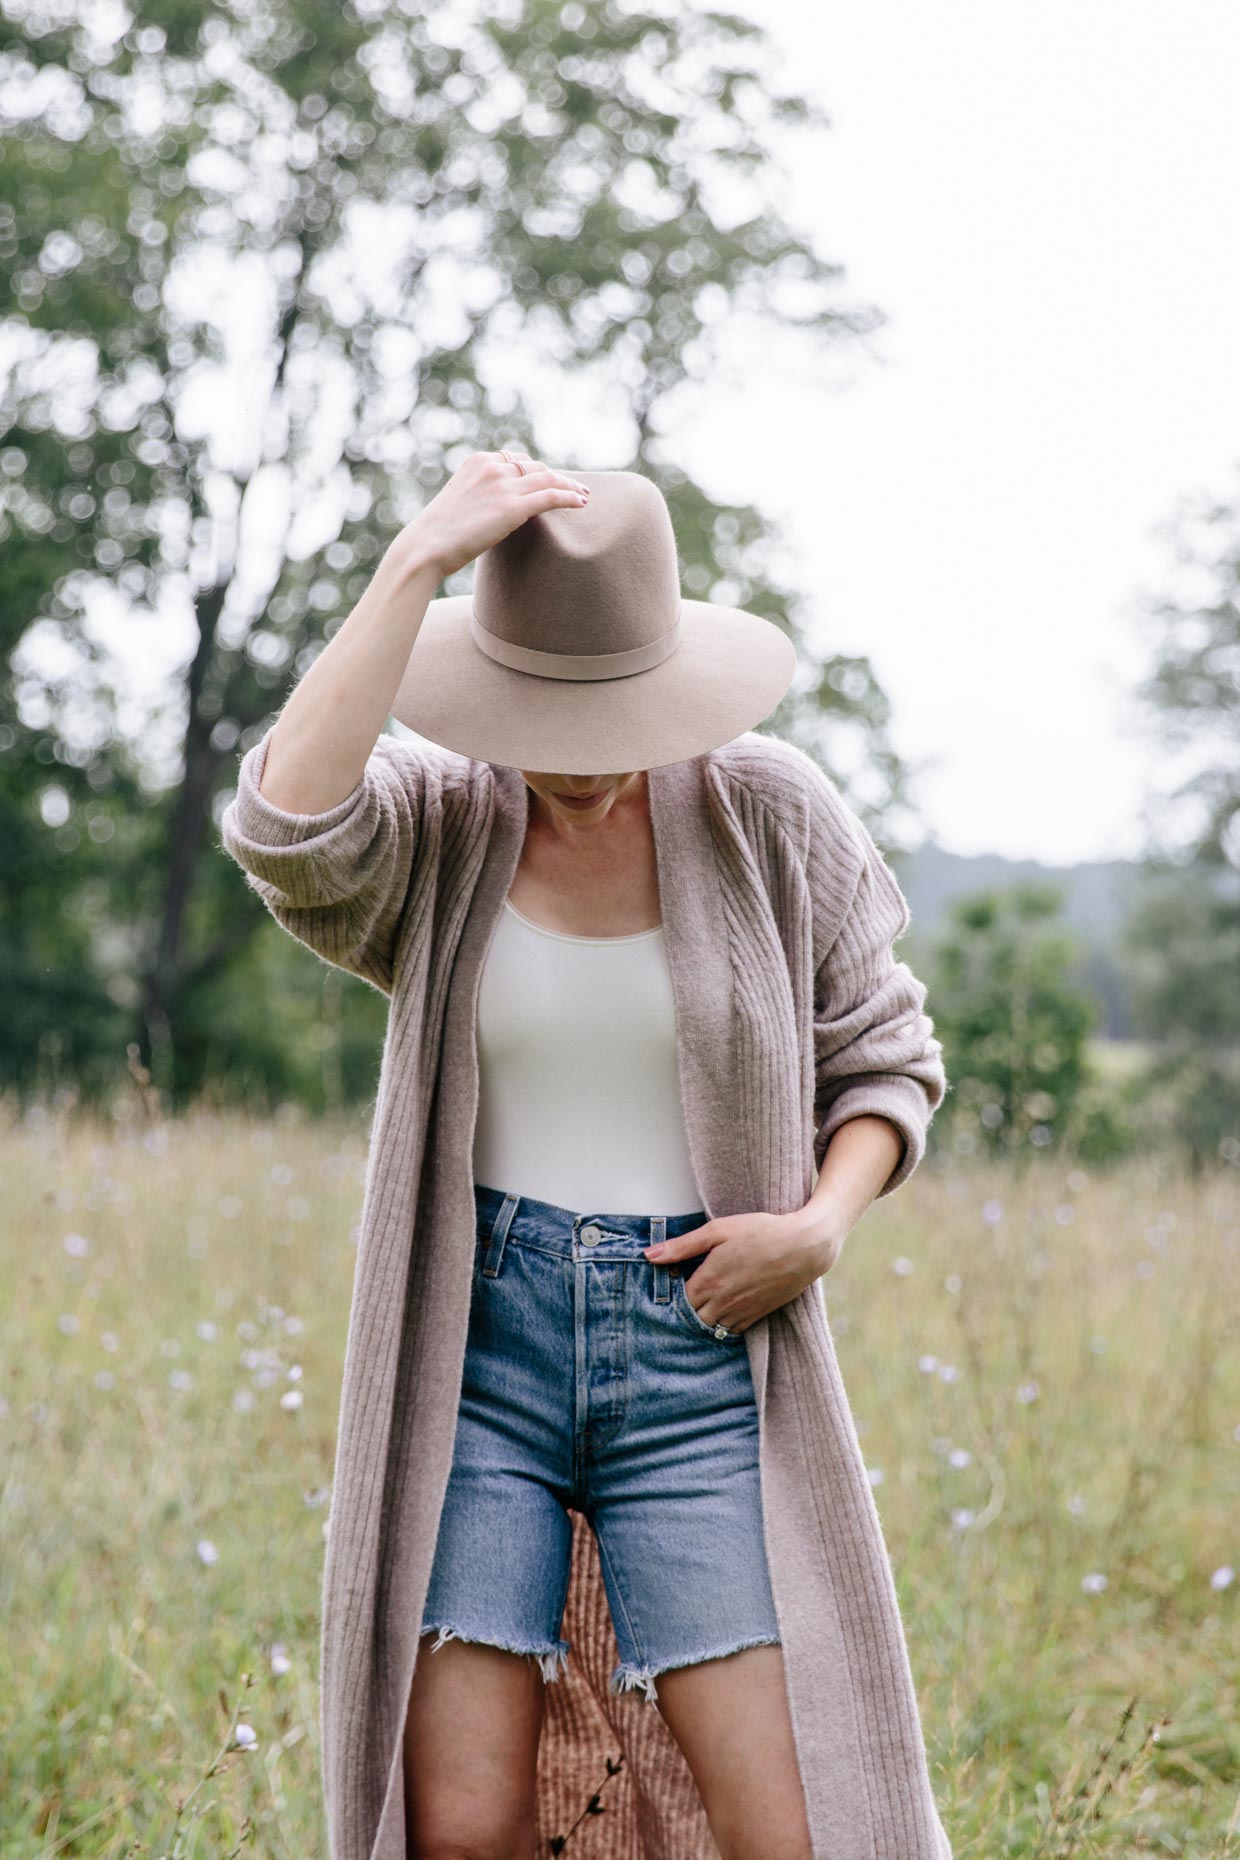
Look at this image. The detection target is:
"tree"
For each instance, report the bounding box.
[0,0,917,1106]
[926,882,1098,1167]
[1118,468,1240,1171]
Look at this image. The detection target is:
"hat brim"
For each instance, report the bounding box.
[390,596,798,774]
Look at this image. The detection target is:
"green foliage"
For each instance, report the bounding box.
[1118,467,1240,1173]
[0,0,910,1106]
[3,1113,1238,1854]
[927,880,1099,1165]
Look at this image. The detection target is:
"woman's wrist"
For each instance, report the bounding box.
[381,528,448,594]
[776,1200,849,1277]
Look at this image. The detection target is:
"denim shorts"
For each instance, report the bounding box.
[418,1182,781,1704]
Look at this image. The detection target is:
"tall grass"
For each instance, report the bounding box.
[1,1099,1236,1857]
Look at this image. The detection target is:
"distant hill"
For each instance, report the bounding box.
[891,842,1148,1040]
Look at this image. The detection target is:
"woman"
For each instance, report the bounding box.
[220,453,952,1860]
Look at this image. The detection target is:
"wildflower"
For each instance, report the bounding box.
[948,1448,972,1469]
[233,1722,258,1749]
[1081,1571,1107,1594]
[951,1509,975,1530]
[57,1313,79,1335]
[283,1315,305,1336]
[981,1199,1003,1227]
[195,1320,218,1342]
[891,1256,914,1276]
[1017,1381,1040,1404]
[63,1233,91,1257]
[1210,1566,1234,1591]
[287,1364,303,1382]
[865,1466,884,1487]
[101,1331,119,1353]
[232,1388,256,1414]
[169,1369,193,1391]
[917,1355,939,1374]
[270,1643,292,1676]
[196,1539,219,1566]
[280,1389,304,1412]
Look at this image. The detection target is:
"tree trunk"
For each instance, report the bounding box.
[135,578,229,1092]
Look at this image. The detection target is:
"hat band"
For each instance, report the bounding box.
[469,611,683,682]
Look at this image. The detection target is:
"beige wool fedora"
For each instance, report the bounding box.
[390,467,798,775]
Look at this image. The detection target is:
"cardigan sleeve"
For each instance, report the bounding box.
[811,813,948,1198]
[217,722,435,995]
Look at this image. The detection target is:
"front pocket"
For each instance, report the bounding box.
[676,1273,744,1343]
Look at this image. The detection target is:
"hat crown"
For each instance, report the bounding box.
[473,470,681,663]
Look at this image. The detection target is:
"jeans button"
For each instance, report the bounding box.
[581,1224,602,1246]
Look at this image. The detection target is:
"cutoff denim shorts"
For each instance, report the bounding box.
[418,1182,782,1704]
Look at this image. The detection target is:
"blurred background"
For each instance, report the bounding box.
[1,0,1236,1171]
[1,2,1237,1856]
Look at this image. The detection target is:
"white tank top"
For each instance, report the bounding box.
[472,896,703,1216]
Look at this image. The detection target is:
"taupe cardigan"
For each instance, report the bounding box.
[219,721,953,1860]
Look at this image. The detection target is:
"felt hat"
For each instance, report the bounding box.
[390,467,798,774]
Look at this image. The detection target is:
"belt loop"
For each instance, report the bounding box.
[650,1215,669,1303]
[482,1192,519,1278]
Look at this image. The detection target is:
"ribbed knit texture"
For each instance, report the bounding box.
[219,722,952,1860]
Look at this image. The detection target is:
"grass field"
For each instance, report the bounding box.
[1,1101,1237,1858]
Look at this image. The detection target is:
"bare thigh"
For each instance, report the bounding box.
[654,1643,813,1860]
[403,1636,545,1857]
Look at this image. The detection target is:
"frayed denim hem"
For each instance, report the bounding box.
[610,1632,782,1706]
[419,1622,571,1685]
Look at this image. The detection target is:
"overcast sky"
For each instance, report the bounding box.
[671,0,1240,862]
[35,3,1238,866]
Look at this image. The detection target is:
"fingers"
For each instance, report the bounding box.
[514,465,591,499]
[643,1224,723,1262]
[478,449,589,500]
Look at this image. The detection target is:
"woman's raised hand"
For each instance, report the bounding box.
[401,450,591,582]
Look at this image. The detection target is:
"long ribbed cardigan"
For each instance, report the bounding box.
[219,718,953,1860]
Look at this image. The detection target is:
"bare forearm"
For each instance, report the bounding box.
[257,452,592,813]
[258,540,442,815]
[788,1115,905,1268]
[644,1115,908,1327]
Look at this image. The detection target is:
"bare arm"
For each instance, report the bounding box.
[219,450,590,989]
[258,450,591,814]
